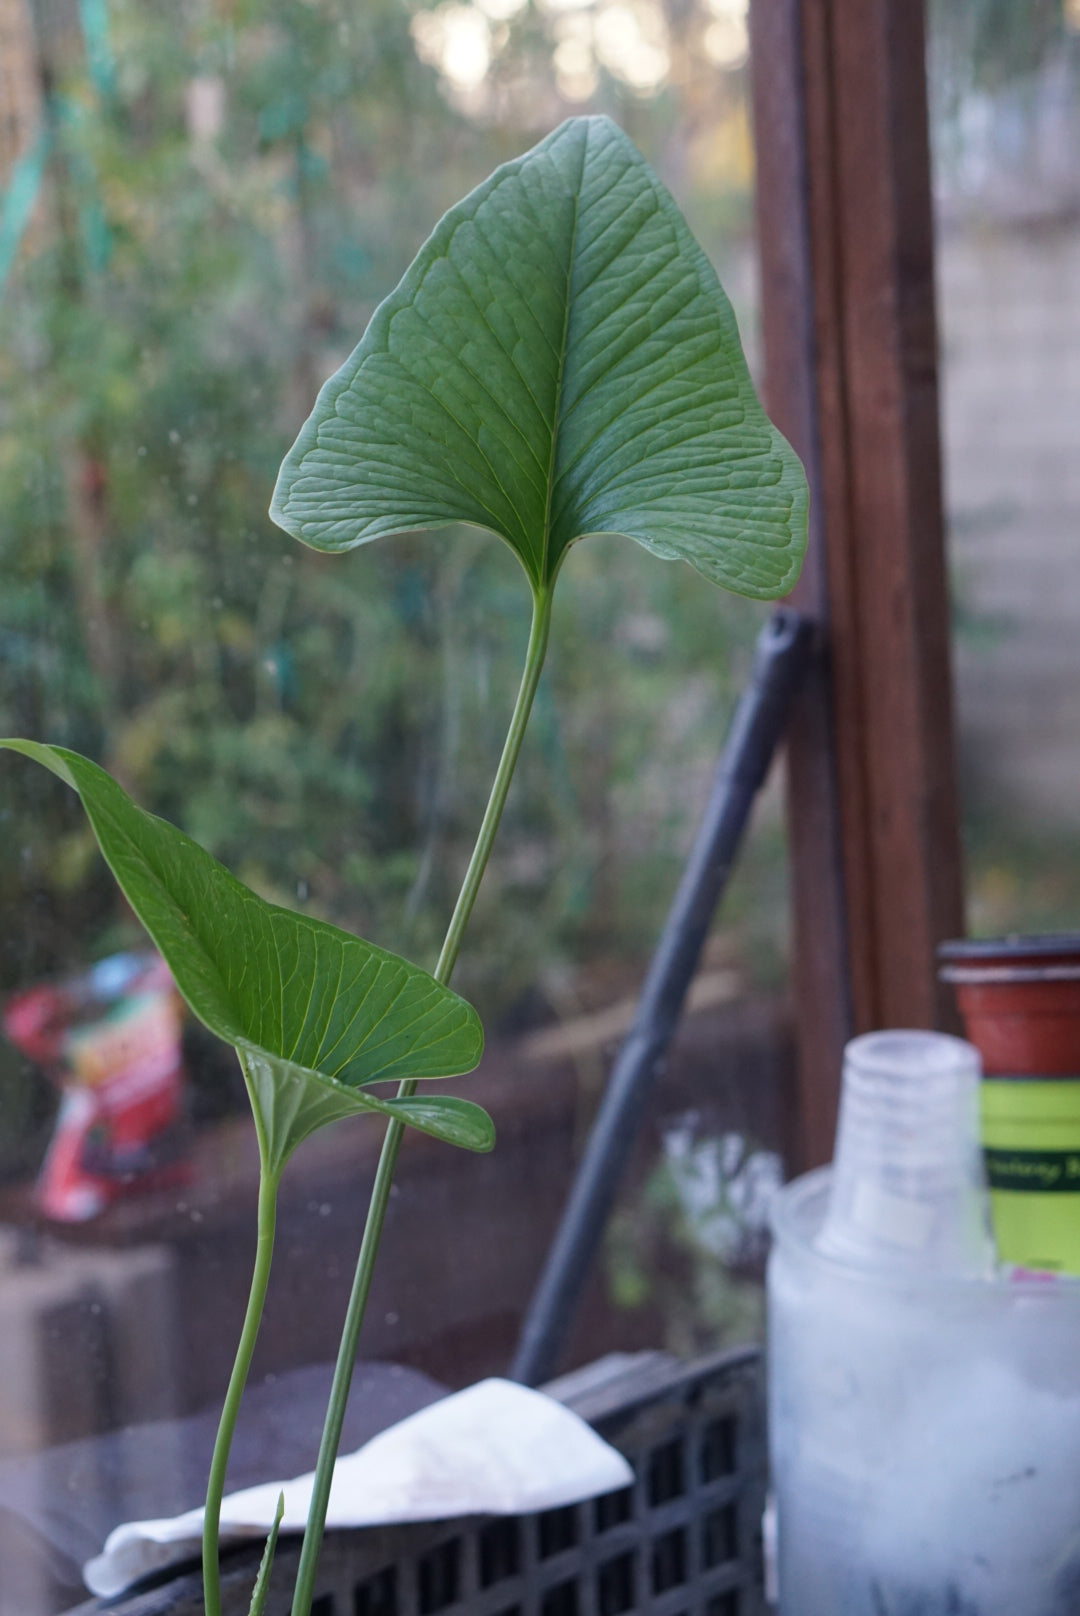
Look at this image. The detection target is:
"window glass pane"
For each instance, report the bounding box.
[0,4,785,1605]
[930,2,1080,933]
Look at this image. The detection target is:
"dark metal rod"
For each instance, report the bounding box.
[510,607,813,1386]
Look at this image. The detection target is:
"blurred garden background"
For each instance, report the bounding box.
[0,0,781,1191]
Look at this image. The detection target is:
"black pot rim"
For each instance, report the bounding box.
[938,933,1080,965]
[940,962,1080,985]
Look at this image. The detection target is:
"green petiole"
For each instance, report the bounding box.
[203,1130,282,1616]
[287,585,553,1616]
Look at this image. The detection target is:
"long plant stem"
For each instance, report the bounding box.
[203,1163,280,1616]
[289,585,553,1616]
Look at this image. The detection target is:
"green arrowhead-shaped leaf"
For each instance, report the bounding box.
[0,741,489,1171]
[271,115,807,601]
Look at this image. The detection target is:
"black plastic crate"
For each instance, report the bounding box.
[67,1348,766,1616]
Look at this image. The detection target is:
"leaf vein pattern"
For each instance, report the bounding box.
[433,247,552,480]
[540,126,586,580]
[394,299,541,531]
[311,944,350,1069]
[466,205,564,371]
[568,191,666,303]
[556,287,705,480]
[333,969,430,1073]
[326,973,412,1077]
[339,353,515,533]
[287,935,324,1063]
[578,422,775,508]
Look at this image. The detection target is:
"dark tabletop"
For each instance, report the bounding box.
[0,1359,446,1611]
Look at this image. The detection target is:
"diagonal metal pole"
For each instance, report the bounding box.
[511,607,813,1386]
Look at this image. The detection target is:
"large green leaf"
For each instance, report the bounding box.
[0,742,489,1172]
[271,115,807,601]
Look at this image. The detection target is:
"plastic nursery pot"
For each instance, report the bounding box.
[980,1079,1080,1273]
[940,934,1080,1274]
[938,933,1080,1076]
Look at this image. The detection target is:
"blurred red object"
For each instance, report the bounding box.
[3,953,191,1221]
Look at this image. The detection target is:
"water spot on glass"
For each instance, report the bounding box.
[169,429,181,444]
[297,879,310,901]
[385,1311,399,1326]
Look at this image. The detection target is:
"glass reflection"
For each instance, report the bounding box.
[0,2,782,1609]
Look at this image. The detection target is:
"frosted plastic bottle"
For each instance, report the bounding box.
[818,1030,988,1274]
[768,1031,1080,1616]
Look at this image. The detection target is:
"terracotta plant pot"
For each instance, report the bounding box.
[938,933,1080,1076]
[939,934,1080,1273]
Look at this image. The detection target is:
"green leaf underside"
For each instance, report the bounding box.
[240,1048,493,1161]
[247,1493,285,1616]
[0,742,490,1162]
[271,115,808,601]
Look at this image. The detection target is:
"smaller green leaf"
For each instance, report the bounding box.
[0,742,490,1170]
[241,1049,495,1158]
[246,1491,285,1616]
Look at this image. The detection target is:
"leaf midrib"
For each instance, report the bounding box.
[539,128,587,587]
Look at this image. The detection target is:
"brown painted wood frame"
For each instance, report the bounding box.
[748,0,965,1169]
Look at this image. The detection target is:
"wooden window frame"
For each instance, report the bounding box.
[748,0,965,1169]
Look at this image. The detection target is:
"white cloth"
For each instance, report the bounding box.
[84,1377,634,1597]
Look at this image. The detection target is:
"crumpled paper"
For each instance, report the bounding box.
[84,1377,634,1598]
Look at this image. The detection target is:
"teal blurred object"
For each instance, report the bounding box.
[78,0,117,101]
[0,129,49,295]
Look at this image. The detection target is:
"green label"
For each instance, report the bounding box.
[985,1148,1080,1193]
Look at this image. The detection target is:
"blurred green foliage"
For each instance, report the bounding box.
[929,0,1079,132]
[607,1123,778,1356]
[0,0,777,1053]
[931,0,1071,92]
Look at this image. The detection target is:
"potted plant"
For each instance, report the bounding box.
[1,114,807,1616]
[940,932,1080,1274]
